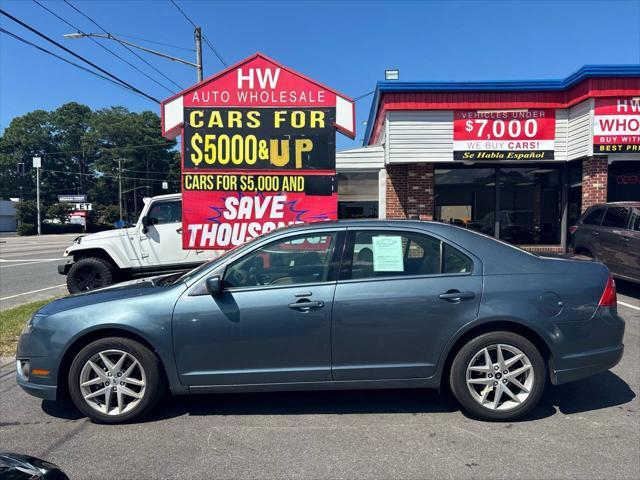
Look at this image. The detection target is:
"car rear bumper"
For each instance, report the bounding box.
[550,344,624,385]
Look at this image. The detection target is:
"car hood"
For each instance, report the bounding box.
[79,227,137,243]
[37,276,185,316]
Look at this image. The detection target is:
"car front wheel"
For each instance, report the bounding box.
[66,257,114,293]
[68,337,165,424]
[450,331,546,421]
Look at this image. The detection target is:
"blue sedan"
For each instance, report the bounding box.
[16,220,625,422]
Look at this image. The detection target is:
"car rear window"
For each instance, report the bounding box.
[582,207,605,226]
[601,207,629,229]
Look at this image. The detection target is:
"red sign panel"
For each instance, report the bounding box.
[182,188,337,249]
[593,97,640,153]
[453,109,556,160]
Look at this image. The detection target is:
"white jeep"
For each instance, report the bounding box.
[59,193,219,293]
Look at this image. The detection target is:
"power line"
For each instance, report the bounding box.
[112,32,194,52]
[169,0,228,67]
[0,27,152,103]
[34,142,176,157]
[63,0,184,91]
[0,9,160,103]
[354,91,375,102]
[41,168,175,184]
[33,0,176,95]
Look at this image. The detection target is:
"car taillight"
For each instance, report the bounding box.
[569,226,577,235]
[598,275,617,307]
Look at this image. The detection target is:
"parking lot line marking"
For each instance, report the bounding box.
[618,301,640,312]
[0,284,67,301]
[0,259,63,268]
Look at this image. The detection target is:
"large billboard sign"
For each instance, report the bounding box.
[593,97,640,154]
[453,109,556,160]
[161,53,354,249]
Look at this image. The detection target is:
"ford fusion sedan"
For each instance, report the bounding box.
[17,220,624,423]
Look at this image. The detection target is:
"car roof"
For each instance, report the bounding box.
[588,202,640,208]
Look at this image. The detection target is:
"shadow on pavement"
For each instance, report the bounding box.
[617,279,640,300]
[40,371,634,423]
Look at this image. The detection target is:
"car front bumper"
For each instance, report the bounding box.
[17,377,58,400]
[57,261,72,275]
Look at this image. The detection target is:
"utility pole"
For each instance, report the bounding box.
[117,158,123,224]
[195,27,203,82]
[33,156,42,235]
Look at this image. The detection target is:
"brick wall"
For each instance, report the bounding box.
[386,164,434,220]
[581,156,608,212]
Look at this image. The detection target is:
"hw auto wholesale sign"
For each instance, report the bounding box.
[453,110,556,160]
[161,53,355,249]
[593,97,640,153]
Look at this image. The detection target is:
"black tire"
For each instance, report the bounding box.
[450,331,546,421]
[68,337,165,424]
[66,257,114,293]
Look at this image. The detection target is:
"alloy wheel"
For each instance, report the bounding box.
[78,349,146,416]
[465,343,534,411]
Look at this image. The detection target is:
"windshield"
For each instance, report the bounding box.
[170,233,267,285]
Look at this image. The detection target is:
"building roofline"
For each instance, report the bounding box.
[363,64,640,144]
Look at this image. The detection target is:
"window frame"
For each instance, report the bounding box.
[339,228,478,283]
[581,206,605,226]
[146,200,182,226]
[600,206,630,230]
[219,230,346,293]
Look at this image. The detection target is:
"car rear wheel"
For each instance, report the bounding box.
[68,337,165,424]
[66,257,114,293]
[450,331,546,421]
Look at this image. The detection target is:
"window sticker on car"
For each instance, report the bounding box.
[372,236,404,272]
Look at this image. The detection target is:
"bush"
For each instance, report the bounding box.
[16,201,38,225]
[41,223,84,234]
[17,223,37,236]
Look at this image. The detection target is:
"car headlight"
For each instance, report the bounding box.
[22,313,46,335]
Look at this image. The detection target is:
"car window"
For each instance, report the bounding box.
[223,233,337,288]
[629,208,640,232]
[148,201,181,225]
[582,207,604,226]
[442,243,473,274]
[348,231,471,280]
[601,207,629,229]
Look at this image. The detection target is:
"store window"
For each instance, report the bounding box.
[608,161,640,202]
[434,168,496,236]
[499,167,562,245]
[337,172,379,219]
[435,165,563,245]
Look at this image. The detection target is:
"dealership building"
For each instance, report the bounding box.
[336,65,640,253]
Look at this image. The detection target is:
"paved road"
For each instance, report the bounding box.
[0,234,77,310]
[0,293,638,479]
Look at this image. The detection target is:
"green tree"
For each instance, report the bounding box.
[15,200,38,224]
[46,202,72,223]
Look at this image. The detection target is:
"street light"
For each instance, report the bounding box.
[64,30,203,82]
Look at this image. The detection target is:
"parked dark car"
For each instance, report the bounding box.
[570,202,640,283]
[0,453,69,479]
[16,220,624,423]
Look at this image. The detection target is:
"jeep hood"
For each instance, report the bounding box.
[79,227,137,243]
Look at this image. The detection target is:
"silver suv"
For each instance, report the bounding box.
[570,202,640,283]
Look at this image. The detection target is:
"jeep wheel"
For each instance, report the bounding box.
[67,257,114,293]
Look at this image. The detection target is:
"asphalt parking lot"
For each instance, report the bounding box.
[0,233,75,310]
[0,286,638,479]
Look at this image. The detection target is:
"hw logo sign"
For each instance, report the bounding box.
[237,68,281,89]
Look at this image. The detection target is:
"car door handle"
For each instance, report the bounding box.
[288,300,324,310]
[438,291,475,301]
[176,227,182,234]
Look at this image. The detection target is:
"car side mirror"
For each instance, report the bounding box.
[141,216,157,233]
[205,276,222,295]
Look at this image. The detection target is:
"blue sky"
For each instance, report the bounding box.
[1,0,639,150]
